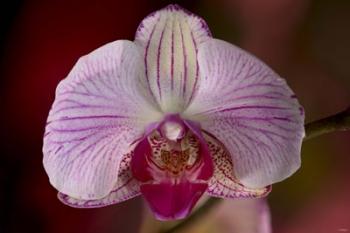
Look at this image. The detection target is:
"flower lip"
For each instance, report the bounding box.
[141,182,207,220]
[130,114,214,220]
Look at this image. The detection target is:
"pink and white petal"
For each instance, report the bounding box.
[58,151,141,208]
[204,133,271,198]
[134,4,211,112]
[43,40,161,200]
[184,39,305,188]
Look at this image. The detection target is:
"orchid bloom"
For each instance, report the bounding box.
[43,4,304,220]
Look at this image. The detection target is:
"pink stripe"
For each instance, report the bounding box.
[48,124,117,133]
[231,83,285,93]
[180,22,188,97]
[228,94,286,102]
[59,91,114,101]
[197,105,289,115]
[170,21,175,91]
[156,20,167,99]
[218,105,288,113]
[97,71,117,94]
[243,67,263,80]
[233,58,249,82]
[188,30,199,104]
[144,16,160,100]
[234,122,290,140]
[235,126,270,148]
[52,104,118,115]
[233,116,293,123]
[47,115,127,125]
[77,134,116,171]
[49,131,96,144]
[213,93,291,110]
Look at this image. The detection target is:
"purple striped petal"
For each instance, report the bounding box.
[204,132,271,198]
[184,39,305,188]
[43,40,161,200]
[134,4,211,112]
[57,151,140,207]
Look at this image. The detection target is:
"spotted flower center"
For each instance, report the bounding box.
[161,149,190,175]
[147,129,202,180]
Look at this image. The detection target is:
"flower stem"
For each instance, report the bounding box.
[159,107,350,233]
[304,107,350,140]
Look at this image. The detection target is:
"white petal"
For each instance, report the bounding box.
[134,4,211,112]
[185,39,305,188]
[43,40,161,200]
[58,151,140,207]
[205,133,270,198]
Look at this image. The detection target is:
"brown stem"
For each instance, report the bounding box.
[160,107,350,233]
[304,107,350,140]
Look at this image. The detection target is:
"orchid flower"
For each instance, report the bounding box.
[43,4,304,220]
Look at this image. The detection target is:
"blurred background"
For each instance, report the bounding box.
[1,0,349,232]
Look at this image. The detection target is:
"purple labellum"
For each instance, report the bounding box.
[141,182,207,220]
[131,115,213,220]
